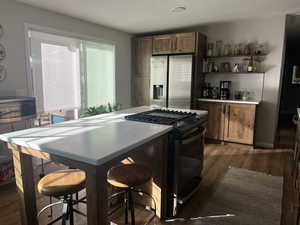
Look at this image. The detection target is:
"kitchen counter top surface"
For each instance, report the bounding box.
[0,106,207,166]
[198,98,261,105]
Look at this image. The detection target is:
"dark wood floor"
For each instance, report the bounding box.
[0,143,290,225]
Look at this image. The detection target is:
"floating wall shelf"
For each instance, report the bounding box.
[204,72,265,75]
[206,54,268,59]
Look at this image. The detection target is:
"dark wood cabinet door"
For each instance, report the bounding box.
[175,32,196,53]
[152,35,175,55]
[198,101,225,140]
[134,37,152,76]
[132,77,150,107]
[224,104,256,145]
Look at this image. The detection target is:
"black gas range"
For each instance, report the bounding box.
[125,109,207,217]
[125,109,206,135]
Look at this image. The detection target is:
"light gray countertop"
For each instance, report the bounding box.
[0,106,207,166]
[198,98,260,105]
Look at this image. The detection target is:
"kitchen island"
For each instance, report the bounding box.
[0,106,207,225]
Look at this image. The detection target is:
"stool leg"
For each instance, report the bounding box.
[124,191,129,224]
[76,192,79,201]
[128,189,135,225]
[61,201,68,225]
[69,199,74,225]
[49,196,53,217]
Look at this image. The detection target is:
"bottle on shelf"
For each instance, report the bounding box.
[207,43,214,57]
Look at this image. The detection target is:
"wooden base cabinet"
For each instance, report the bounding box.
[198,102,225,140]
[224,104,256,145]
[198,101,257,145]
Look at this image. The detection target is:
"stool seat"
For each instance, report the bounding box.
[38,169,86,197]
[107,164,152,188]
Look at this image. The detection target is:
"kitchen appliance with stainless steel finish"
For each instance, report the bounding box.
[150,55,193,109]
[125,109,207,217]
[220,80,231,100]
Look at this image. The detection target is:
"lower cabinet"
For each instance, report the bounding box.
[224,104,256,145]
[198,102,225,140]
[198,101,257,145]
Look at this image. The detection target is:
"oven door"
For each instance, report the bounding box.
[172,126,206,214]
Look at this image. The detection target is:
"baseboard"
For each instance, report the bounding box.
[255,142,274,149]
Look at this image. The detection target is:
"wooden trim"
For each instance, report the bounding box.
[9,144,51,160]
[11,147,38,225]
[86,166,109,225]
[8,143,97,173]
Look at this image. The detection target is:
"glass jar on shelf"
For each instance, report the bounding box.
[223,44,229,56]
[238,43,244,56]
[207,43,214,57]
[216,40,223,56]
[228,43,233,56]
[243,44,250,56]
[234,44,239,56]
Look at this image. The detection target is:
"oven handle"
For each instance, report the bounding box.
[181,127,206,145]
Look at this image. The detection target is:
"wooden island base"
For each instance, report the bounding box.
[8,134,169,225]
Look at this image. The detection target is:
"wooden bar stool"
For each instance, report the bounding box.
[37,169,87,225]
[107,164,156,225]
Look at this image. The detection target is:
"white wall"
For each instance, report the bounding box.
[0,0,132,108]
[197,16,286,147]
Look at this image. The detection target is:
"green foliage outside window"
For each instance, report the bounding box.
[80,103,121,117]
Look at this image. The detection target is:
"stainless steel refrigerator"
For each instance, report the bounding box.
[150,55,193,109]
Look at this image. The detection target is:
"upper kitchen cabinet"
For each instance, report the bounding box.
[132,37,152,106]
[152,32,197,55]
[174,32,196,53]
[152,34,174,55]
[134,37,153,76]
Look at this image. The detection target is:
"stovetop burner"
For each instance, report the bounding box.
[124,109,197,125]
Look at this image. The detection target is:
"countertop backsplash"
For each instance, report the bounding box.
[204,73,264,101]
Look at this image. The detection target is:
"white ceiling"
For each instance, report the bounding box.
[17,0,300,34]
